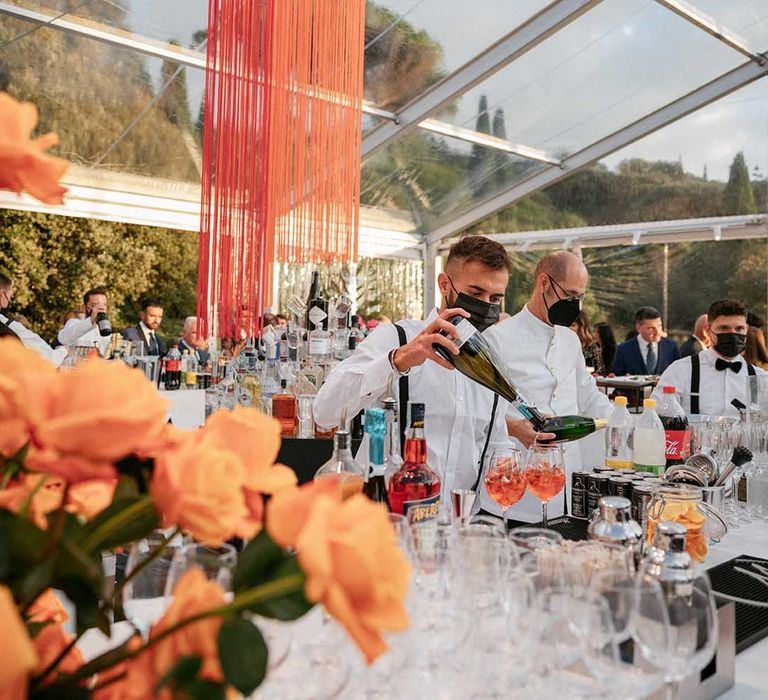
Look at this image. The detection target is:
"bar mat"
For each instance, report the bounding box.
[506,516,589,541]
[707,554,768,654]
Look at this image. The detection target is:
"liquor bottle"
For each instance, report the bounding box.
[633,399,667,476]
[260,339,280,400]
[308,316,332,363]
[272,380,297,437]
[305,270,328,332]
[184,351,198,390]
[605,396,634,469]
[96,311,112,337]
[314,428,366,500]
[163,345,182,391]
[388,402,441,522]
[657,386,691,468]
[382,397,403,488]
[433,315,606,443]
[363,408,390,507]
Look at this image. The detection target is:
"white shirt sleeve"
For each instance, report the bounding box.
[57,317,94,346]
[2,316,67,367]
[313,324,401,429]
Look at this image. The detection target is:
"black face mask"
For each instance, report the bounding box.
[544,275,582,327]
[713,332,747,358]
[445,277,500,332]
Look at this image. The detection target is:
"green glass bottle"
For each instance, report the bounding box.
[363,408,391,508]
[537,416,608,444]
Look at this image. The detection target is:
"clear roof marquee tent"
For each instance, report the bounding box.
[0,0,766,314]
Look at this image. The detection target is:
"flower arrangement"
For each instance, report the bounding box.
[0,339,411,699]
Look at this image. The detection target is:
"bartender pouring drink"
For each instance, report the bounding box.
[314,236,514,505]
[484,251,611,521]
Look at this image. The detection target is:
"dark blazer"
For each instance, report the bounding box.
[679,335,704,358]
[179,339,210,366]
[612,336,680,375]
[122,324,166,356]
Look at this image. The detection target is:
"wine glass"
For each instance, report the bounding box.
[483,447,525,531]
[524,443,566,527]
[164,543,237,597]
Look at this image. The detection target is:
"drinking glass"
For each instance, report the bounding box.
[388,513,414,559]
[524,444,566,527]
[483,447,526,532]
[122,530,186,637]
[297,394,316,439]
[164,543,237,596]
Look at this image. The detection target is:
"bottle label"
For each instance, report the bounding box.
[453,318,475,348]
[605,459,633,469]
[262,378,279,395]
[664,430,691,460]
[403,494,440,524]
[308,306,327,328]
[309,337,331,355]
[633,463,665,477]
[166,360,181,371]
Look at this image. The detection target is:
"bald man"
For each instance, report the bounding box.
[680,314,710,358]
[483,251,611,521]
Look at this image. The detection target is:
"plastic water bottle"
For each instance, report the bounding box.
[605,395,634,470]
[633,398,667,476]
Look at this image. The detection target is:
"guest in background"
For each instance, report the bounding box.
[122,298,165,356]
[57,287,112,356]
[595,321,617,374]
[263,313,278,327]
[570,310,605,375]
[275,314,288,328]
[747,312,765,330]
[745,326,768,370]
[613,306,679,376]
[679,313,709,358]
[179,316,210,366]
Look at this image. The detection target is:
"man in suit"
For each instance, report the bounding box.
[122,298,166,356]
[613,306,680,375]
[680,314,710,358]
[179,316,210,367]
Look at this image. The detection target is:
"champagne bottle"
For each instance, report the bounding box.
[434,316,607,444]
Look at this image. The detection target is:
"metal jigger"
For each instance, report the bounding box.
[451,489,477,527]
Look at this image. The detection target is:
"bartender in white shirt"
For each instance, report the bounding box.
[314,236,514,505]
[57,287,112,356]
[652,299,765,418]
[484,251,611,521]
[0,272,67,365]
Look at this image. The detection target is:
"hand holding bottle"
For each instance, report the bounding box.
[392,308,469,372]
[505,416,556,448]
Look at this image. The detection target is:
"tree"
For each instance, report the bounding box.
[723,152,757,215]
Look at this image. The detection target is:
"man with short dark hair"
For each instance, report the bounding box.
[652,299,764,417]
[57,287,112,356]
[314,235,514,509]
[122,298,166,356]
[484,250,611,520]
[0,272,67,365]
[612,306,680,375]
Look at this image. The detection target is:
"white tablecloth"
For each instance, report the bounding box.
[158,389,205,430]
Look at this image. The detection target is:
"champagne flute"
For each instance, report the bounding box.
[524,443,566,527]
[164,543,237,597]
[483,447,525,532]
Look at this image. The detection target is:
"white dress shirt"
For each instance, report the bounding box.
[0,312,67,366]
[483,305,612,521]
[652,348,765,418]
[314,309,513,506]
[57,317,111,356]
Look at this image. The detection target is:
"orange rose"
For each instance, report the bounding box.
[27,590,83,682]
[0,92,68,204]
[26,359,169,482]
[268,480,411,663]
[0,340,57,456]
[0,585,36,697]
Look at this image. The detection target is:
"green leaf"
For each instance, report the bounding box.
[154,655,202,694]
[17,558,56,607]
[232,528,284,591]
[26,619,53,639]
[0,510,48,585]
[248,558,312,621]
[113,473,141,501]
[78,496,159,553]
[30,683,90,700]
[177,681,227,700]
[217,616,268,695]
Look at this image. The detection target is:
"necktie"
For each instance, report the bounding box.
[645,343,657,374]
[715,358,742,373]
[148,331,158,355]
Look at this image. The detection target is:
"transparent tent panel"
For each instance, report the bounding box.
[431,0,746,158]
[672,0,768,54]
[360,129,547,231]
[0,16,204,183]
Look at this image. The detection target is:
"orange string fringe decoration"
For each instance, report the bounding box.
[198,0,365,340]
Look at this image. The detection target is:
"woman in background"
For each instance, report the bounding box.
[570,311,605,375]
[745,325,768,370]
[595,321,617,374]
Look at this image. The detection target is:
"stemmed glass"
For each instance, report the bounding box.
[524,443,566,527]
[164,543,237,596]
[483,447,526,531]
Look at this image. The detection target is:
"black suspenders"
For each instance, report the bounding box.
[690,353,756,415]
[394,322,499,492]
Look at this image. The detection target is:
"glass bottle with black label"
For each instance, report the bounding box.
[388,402,440,522]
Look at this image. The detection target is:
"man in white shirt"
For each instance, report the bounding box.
[653,299,765,418]
[0,272,67,365]
[484,251,611,521]
[57,287,112,356]
[314,236,514,506]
